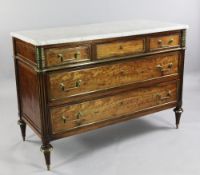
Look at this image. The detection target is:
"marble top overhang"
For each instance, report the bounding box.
[11,20,188,46]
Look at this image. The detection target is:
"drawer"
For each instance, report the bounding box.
[44,45,91,67]
[96,38,145,59]
[50,81,178,134]
[47,52,180,101]
[149,33,180,51]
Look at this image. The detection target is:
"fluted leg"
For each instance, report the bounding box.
[17,119,26,141]
[173,107,183,129]
[40,144,53,171]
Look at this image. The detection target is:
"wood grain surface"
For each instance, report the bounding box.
[96,38,145,59]
[17,61,41,132]
[51,81,177,134]
[48,51,180,101]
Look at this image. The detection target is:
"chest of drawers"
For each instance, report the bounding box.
[11,20,188,170]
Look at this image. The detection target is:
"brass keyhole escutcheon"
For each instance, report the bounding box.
[74,51,81,59]
[119,45,123,50]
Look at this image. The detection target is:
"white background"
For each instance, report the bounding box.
[0,0,200,80]
[0,0,200,174]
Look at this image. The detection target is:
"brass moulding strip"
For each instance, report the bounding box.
[182,30,186,48]
[41,48,46,68]
[36,47,41,69]
[36,47,46,70]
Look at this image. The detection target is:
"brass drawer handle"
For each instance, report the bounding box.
[60,80,82,92]
[74,51,81,59]
[75,112,84,126]
[157,38,174,48]
[57,51,81,62]
[168,38,174,44]
[156,90,172,101]
[61,116,68,124]
[61,112,84,125]
[156,63,173,74]
[76,111,83,119]
[75,118,85,126]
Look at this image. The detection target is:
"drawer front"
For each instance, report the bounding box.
[45,45,91,67]
[96,38,145,59]
[149,33,180,51]
[51,81,178,134]
[48,52,180,101]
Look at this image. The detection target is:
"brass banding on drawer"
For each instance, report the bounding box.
[50,81,178,134]
[47,52,180,101]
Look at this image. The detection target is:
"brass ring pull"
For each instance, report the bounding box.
[156,63,173,74]
[156,90,172,101]
[57,51,81,62]
[60,80,82,92]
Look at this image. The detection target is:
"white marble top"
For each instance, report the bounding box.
[11,20,188,46]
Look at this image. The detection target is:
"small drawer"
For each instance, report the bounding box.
[149,33,180,51]
[44,45,91,67]
[50,81,178,134]
[96,38,145,59]
[47,51,180,101]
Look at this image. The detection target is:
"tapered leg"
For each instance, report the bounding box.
[173,107,183,129]
[40,144,53,171]
[17,119,26,141]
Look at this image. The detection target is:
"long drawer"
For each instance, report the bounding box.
[50,80,178,134]
[47,51,180,101]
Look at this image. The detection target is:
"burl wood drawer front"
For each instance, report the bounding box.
[149,33,180,51]
[48,52,180,101]
[45,45,91,67]
[51,81,177,134]
[96,38,145,59]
